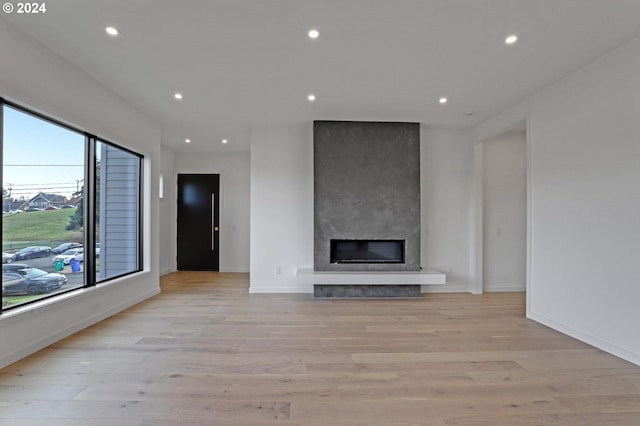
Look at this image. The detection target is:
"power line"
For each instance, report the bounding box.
[9,181,82,187]
[9,185,79,189]
[6,183,83,187]
[9,189,78,193]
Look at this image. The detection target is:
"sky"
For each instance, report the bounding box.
[3,106,85,201]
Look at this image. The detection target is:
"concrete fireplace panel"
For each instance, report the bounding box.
[314,285,421,298]
[314,121,420,271]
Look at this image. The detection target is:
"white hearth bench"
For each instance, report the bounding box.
[296,267,446,298]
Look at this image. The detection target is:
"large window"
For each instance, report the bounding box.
[1,101,142,311]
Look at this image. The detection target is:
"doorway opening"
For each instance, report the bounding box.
[479,121,527,294]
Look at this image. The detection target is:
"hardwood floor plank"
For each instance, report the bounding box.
[516,352,636,372]
[555,394,640,413]
[468,367,640,394]
[0,399,291,422]
[0,371,162,387]
[0,420,138,426]
[288,397,572,423]
[0,384,85,401]
[443,412,640,426]
[139,421,299,426]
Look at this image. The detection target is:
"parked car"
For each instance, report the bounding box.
[12,246,53,261]
[52,242,83,255]
[8,209,23,214]
[45,206,59,210]
[24,206,42,212]
[2,252,14,263]
[2,272,26,293]
[52,248,84,265]
[61,205,75,209]
[2,264,66,295]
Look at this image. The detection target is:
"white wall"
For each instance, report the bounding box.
[475,35,640,365]
[159,146,176,275]
[0,19,161,368]
[482,131,526,292]
[249,125,314,292]
[174,152,250,273]
[420,127,475,292]
[248,124,475,294]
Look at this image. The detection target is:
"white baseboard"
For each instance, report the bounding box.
[159,268,176,277]
[220,267,250,273]
[421,283,471,293]
[484,285,526,292]
[250,284,313,294]
[528,311,640,367]
[160,268,248,275]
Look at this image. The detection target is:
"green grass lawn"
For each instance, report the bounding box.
[2,209,79,250]
[2,294,38,307]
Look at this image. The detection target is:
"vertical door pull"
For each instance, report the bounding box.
[211,194,218,251]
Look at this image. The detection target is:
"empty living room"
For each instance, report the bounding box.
[1,1,640,425]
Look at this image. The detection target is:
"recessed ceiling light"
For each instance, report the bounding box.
[505,35,518,45]
[439,97,448,104]
[174,93,183,100]
[105,26,119,36]
[222,139,228,144]
[185,139,191,144]
[308,94,316,101]
[308,29,319,39]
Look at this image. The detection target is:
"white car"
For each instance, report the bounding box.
[52,248,84,265]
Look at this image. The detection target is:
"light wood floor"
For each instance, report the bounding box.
[1,272,640,425]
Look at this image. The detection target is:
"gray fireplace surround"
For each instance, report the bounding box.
[314,121,421,274]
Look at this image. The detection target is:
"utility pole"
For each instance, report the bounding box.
[4,183,12,212]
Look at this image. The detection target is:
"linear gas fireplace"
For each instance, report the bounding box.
[330,239,405,264]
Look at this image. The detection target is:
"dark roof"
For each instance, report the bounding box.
[28,192,67,204]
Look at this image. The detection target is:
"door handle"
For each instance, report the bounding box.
[211,194,218,251]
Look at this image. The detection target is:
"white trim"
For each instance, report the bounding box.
[421,283,471,293]
[220,267,250,273]
[484,286,526,293]
[159,268,176,276]
[525,115,533,317]
[471,143,484,294]
[250,284,313,294]
[160,268,249,276]
[529,312,640,367]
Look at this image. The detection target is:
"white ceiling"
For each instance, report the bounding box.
[3,0,640,152]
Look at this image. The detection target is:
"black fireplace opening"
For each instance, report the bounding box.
[330,239,405,264]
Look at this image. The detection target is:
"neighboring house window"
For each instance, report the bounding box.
[1,100,143,312]
[96,141,141,282]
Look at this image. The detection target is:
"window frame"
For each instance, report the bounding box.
[1,98,144,312]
